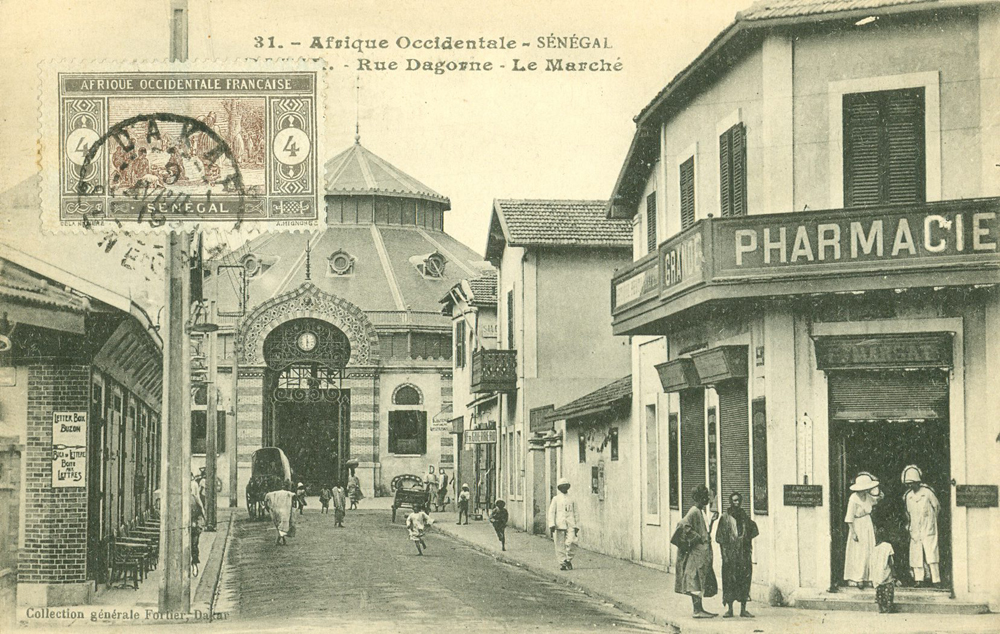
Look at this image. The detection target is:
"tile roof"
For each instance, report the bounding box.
[489,199,632,257]
[467,269,497,306]
[549,375,632,421]
[324,141,450,206]
[739,0,939,21]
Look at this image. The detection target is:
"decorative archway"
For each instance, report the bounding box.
[238,282,380,367]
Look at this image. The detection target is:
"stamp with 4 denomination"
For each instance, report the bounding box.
[39,61,325,231]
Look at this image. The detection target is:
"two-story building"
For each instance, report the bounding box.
[608,0,999,612]
[484,199,632,533]
[441,269,499,516]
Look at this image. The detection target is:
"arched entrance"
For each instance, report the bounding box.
[262,317,352,489]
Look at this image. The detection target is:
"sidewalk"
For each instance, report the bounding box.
[434,517,1000,634]
[17,508,235,628]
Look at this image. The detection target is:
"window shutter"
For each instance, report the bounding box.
[844,93,882,207]
[679,388,705,510]
[455,320,465,367]
[506,290,515,350]
[886,89,925,204]
[680,157,696,229]
[719,130,732,217]
[732,123,747,216]
[718,380,750,508]
[646,192,657,254]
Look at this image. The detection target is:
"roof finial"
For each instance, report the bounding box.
[355,75,361,144]
[305,238,312,281]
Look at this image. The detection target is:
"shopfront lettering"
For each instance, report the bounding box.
[730,210,997,268]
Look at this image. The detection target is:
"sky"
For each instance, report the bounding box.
[0,0,750,305]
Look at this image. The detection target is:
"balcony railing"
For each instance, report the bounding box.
[470,349,518,393]
[612,197,1000,335]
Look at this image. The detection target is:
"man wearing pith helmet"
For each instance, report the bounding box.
[902,465,941,586]
[547,477,580,571]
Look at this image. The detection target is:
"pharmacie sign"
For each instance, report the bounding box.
[52,412,87,488]
[719,206,997,272]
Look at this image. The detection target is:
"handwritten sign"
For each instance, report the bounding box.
[52,412,87,488]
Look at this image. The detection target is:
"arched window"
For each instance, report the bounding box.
[393,384,422,405]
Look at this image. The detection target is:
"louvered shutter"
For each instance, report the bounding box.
[732,123,747,216]
[680,157,696,229]
[828,370,947,420]
[680,388,705,510]
[719,130,732,217]
[718,381,751,506]
[646,192,657,254]
[886,89,925,204]
[844,93,882,207]
[506,290,514,350]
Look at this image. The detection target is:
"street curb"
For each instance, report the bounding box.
[206,509,236,620]
[436,526,684,634]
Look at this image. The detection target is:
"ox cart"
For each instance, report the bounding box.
[246,447,292,520]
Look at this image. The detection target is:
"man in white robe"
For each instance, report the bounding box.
[265,481,296,545]
[902,465,940,585]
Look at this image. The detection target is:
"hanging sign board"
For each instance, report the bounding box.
[465,429,497,445]
[52,412,87,488]
[783,484,823,507]
[956,485,998,508]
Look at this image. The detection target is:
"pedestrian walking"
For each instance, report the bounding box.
[902,465,941,587]
[190,490,205,577]
[424,466,439,513]
[457,483,470,525]
[406,503,434,555]
[319,485,332,514]
[436,468,450,512]
[265,480,296,545]
[295,481,307,515]
[672,484,720,618]
[873,526,897,613]
[716,491,758,618]
[490,499,509,551]
[844,472,881,587]
[348,473,364,510]
[332,482,347,527]
[547,477,579,571]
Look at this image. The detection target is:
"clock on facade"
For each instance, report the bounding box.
[297,331,318,352]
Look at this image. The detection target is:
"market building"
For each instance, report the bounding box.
[440,269,499,517]
[483,199,632,532]
[0,243,163,608]
[205,139,489,499]
[607,0,1000,611]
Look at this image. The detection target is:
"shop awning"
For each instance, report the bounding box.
[449,415,464,434]
[691,346,748,385]
[654,358,700,392]
[549,375,631,424]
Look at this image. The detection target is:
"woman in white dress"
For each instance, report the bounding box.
[843,472,882,587]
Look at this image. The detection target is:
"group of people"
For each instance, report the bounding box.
[842,465,941,613]
[423,465,453,512]
[264,473,365,545]
[672,485,758,619]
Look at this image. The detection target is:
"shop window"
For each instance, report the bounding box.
[707,406,719,502]
[645,404,659,519]
[719,122,747,217]
[579,431,586,463]
[843,87,925,207]
[388,411,427,454]
[393,384,422,405]
[668,413,680,510]
[610,427,619,461]
[455,320,466,368]
[680,389,705,510]
[680,157,696,230]
[191,410,226,454]
[645,192,657,254]
[751,398,768,515]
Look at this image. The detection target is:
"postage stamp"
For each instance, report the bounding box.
[38,61,325,231]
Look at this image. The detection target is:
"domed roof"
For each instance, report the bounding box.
[324,141,450,207]
[212,142,487,331]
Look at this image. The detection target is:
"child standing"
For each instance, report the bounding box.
[490,499,509,551]
[406,504,434,555]
[295,482,307,515]
[319,485,332,515]
[456,483,471,525]
[872,527,896,614]
[331,482,347,527]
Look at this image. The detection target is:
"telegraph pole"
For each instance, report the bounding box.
[205,299,218,530]
[159,0,192,614]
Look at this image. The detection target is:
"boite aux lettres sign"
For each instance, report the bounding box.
[783,484,823,507]
[955,485,999,508]
[52,412,87,488]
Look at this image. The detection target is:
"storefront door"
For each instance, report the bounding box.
[828,370,952,590]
